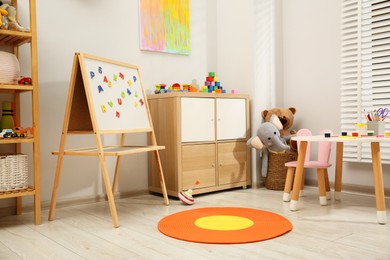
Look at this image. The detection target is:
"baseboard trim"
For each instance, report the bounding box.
[305,179,390,197]
[0,190,149,218]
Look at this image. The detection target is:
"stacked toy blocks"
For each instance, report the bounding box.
[202,72,226,93]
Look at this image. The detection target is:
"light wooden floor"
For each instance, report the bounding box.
[0,187,389,259]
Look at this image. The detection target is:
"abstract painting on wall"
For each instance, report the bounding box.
[139,0,190,55]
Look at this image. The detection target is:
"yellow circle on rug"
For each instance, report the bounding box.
[195,215,254,230]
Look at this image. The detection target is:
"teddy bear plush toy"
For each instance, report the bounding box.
[261,107,297,146]
[0,1,29,32]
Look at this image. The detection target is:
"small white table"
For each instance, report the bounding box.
[290,135,387,224]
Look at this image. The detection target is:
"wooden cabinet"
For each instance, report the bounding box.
[0,0,40,224]
[148,93,250,197]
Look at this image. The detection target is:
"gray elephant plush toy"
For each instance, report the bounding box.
[247,115,290,177]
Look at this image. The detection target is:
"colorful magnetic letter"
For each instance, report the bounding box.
[98,67,102,74]
[113,74,118,81]
[127,88,132,95]
[103,76,108,83]
[139,98,144,106]
[98,85,104,93]
[118,98,122,105]
[108,101,113,107]
[127,80,132,86]
[116,111,120,118]
[121,91,125,98]
[133,76,137,82]
[108,81,112,87]
[101,105,106,112]
[135,91,138,98]
[119,73,124,80]
[90,71,95,79]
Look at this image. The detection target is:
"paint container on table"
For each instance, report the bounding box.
[324,132,331,138]
[355,123,367,137]
[351,131,359,137]
[367,121,385,136]
[367,130,375,137]
[385,131,390,137]
[341,131,348,136]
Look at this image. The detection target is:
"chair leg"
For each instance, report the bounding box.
[283,167,295,202]
[324,169,331,200]
[317,168,327,206]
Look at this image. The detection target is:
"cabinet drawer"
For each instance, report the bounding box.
[182,144,216,190]
[218,141,248,185]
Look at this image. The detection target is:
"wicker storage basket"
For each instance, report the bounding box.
[264,149,297,190]
[0,154,28,192]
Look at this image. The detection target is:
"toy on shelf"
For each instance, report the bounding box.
[0,2,29,31]
[0,101,16,132]
[202,71,226,93]
[18,76,32,85]
[155,83,198,94]
[171,83,181,92]
[0,4,8,28]
[0,128,12,138]
[178,189,195,205]
[13,126,28,137]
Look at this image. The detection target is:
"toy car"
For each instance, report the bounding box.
[14,126,28,137]
[0,129,13,138]
[18,77,32,85]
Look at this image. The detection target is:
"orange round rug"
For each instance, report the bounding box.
[158,207,292,244]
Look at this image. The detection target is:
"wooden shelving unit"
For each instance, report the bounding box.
[0,0,40,224]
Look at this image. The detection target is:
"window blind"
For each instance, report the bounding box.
[341,0,390,163]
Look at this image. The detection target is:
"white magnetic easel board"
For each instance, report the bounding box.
[49,53,168,228]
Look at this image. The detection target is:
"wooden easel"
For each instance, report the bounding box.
[48,52,169,228]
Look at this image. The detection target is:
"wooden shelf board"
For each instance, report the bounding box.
[0,186,35,199]
[53,145,165,156]
[0,29,31,46]
[0,137,34,144]
[0,84,34,93]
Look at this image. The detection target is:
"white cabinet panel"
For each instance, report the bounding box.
[216,98,246,140]
[181,98,215,142]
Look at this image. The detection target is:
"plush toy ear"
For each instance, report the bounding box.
[247,136,264,150]
[261,110,269,120]
[269,115,283,130]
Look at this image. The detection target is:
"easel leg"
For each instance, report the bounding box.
[112,156,122,194]
[99,156,120,228]
[154,150,169,205]
[48,154,65,221]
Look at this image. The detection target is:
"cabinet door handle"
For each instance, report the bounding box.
[211,163,215,168]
